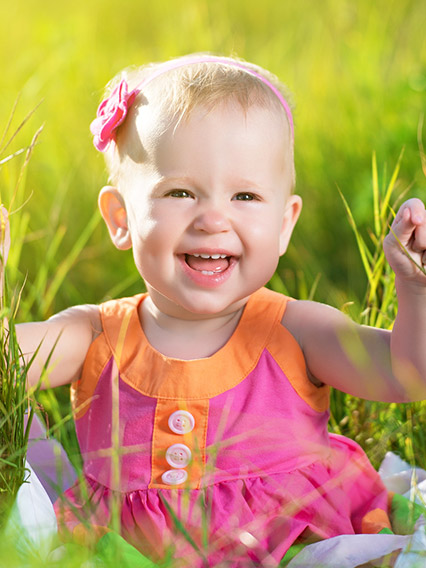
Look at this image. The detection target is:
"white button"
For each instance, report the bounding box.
[161,469,188,485]
[166,443,192,468]
[168,410,195,434]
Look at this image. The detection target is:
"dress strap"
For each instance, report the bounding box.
[72,294,146,419]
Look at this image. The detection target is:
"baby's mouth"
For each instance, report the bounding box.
[184,253,231,275]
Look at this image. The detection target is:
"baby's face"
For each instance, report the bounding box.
[115,102,301,319]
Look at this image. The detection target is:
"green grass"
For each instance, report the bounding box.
[0,0,426,565]
[0,301,34,530]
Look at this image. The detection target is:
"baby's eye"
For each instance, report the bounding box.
[232,192,259,201]
[165,189,193,199]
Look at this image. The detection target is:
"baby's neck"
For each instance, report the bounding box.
[139,297,244,360]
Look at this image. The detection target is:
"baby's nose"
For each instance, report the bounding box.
[193,208,231,233]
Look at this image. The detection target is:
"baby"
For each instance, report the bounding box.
[4,54,426,566]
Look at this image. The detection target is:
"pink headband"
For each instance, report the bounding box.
[90,56,294,152]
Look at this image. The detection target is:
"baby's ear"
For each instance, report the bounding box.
[279,194,302,256]
[98,186,132,250]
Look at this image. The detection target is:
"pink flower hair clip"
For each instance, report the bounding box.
[90,79,139,152]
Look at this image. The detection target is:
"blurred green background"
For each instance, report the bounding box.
[0,0,425,316]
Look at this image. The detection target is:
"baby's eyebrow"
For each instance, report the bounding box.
[229,177,263,190]
[158,175,263,188]
[152,176,196,191]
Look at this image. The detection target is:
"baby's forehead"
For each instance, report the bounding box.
[118,101,294,196]
[134,97,291,151]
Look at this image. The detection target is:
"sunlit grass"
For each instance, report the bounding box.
[0,296,35,530]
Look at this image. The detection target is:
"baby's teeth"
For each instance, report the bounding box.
[191,253,229,259]
[201,270,215,275]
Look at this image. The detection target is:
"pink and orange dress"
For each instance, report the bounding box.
[56,288,390,566]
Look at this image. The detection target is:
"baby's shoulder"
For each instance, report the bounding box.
[48,303,102,338]
[281,299,315,341]
[281,298,347,338]
[281,299,350,386]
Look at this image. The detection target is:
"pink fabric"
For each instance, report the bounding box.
[76,357,156,490]
[55,293,389,566]
[205,352,331,483]
[57,438,387,566]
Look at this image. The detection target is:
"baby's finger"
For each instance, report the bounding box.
[391,199,426,246]
[406,199,426,254]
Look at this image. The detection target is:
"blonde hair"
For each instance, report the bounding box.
[101,54,295,187]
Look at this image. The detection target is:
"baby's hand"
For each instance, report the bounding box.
[0,206,10,268]
[383,198,426,286]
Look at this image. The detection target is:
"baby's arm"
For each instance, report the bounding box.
[283,301,400,401]
[383,198,426,391]
[283,198,426,403]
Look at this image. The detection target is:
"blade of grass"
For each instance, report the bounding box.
[388,225,426,276]
[160,495,207,563]
[0,101,43,158]
[0,96,20,153]
[379,148,404,230]
[41,211,100,314]
[23,224,66,316]
[418,113,426,179]
[338,186,373,281]
[0,149,27,168]
[10,125,43,213]
[372,152,380,237]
